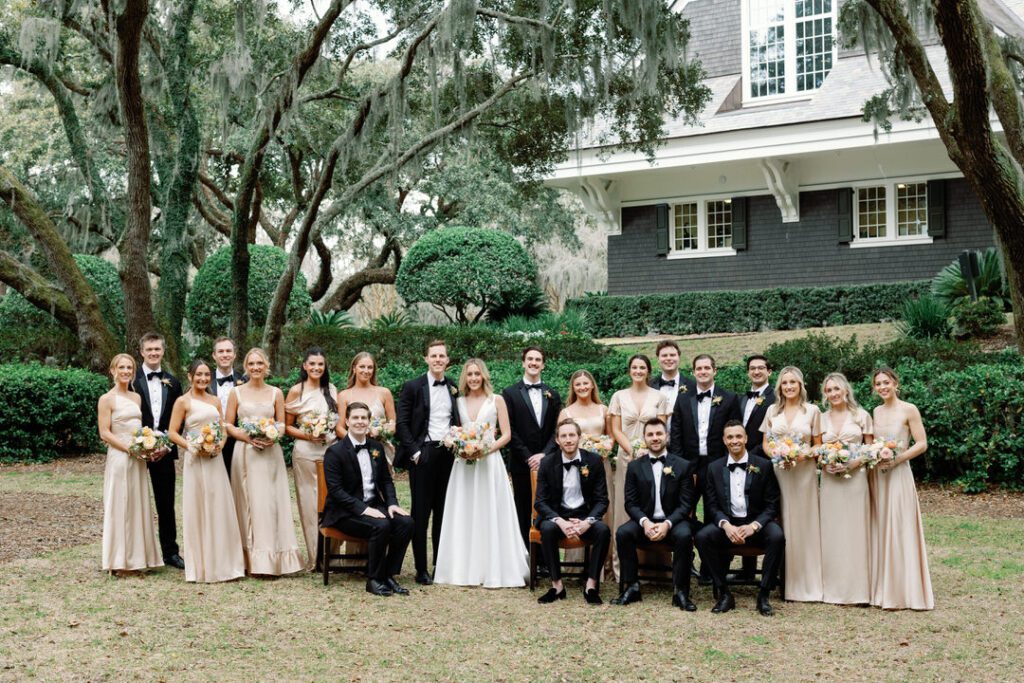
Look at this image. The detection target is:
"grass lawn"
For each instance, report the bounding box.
[2,460,1023,682]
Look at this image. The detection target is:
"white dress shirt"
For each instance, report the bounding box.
[697,384,715,456]
[657,375,678,429]
[215,370,233,415]
[427,376,453,441]
[560,452,585,510]
[144,365,163,421]
[350,436,375,503]
[743,385,768,427]
[640,450,671,528]
[727,452,749,519]
[524,376,543,424]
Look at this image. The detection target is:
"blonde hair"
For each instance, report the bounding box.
[243,347,271,371]
[566,369,603,406]
[821,372,860,412]
[108,353,136,382]
[346,351,379,389]
[770,365,809,416]
[458,358,494,396]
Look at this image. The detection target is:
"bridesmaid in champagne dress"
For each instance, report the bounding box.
[168,358,245,583]
[608,355,670,582]
[761,366,822,602]
[869,368,934,610]
[226,348,304,576]
[98,353,163,575]
[818,372,873,605]
[557,370,610,572]
[338,352,397,464]
[284,347,340,570]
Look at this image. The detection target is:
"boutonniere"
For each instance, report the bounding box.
[370,448,381,460]
[448,385,458,397]
[712,395,723,406]
[663,466,674,477]
[678,385,688,394]
[755,396,765,406]
[579,465,590,478]
[747,464,760,475]
[543,389,553,400]
[160,378,171,387]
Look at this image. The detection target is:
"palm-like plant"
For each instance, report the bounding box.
[369,309,415,330]
[931,248,1010,310]
[308,309,354,328]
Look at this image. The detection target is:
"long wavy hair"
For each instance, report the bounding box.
[769,366,809,417]
[821,372,860,412]
[346,351,379,389]
[566,369,603,406]
[299,347,337,413]
[458,358,494,397]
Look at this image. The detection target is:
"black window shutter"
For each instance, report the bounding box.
[837,188,853,243]
[656,203,669,256]
[927,179,946,238]
[731,196,747,250]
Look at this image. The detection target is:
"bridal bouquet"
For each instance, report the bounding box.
[861,438,905,472]
[815,441,855,479]
[442,423,494,464]
[766,434,813,468]
[128,427,170,461]
[629,438,649,460]
[580,433,613,458]
[368,416,395,445]
[298,411,338,440]
[186,422,224,458]
[239,417,285,444]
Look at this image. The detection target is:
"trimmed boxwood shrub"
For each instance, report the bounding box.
[186,245,312,338]
[566,281,931,337]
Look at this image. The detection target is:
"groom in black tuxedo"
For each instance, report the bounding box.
[501,346,562,547]
[395,339,460,585]
[207,336,246,478]
[649,340,696,431]
[612,418,698,610]
[131,332,184,569]
[322,402,412,596]
[534,419,610,605]
[695,421,785,616]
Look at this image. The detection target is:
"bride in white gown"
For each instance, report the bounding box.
[434,358,529,588]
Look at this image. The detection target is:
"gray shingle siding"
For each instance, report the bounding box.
[608,178,994,294]
[682,0,742,77]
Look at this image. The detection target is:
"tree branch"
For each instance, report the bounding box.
[0,252,77,330]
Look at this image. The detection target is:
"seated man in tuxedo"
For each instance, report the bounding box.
[322,402,413,597]
[695,420,784,616]
[534,419,610,605]
[612,418,698,610]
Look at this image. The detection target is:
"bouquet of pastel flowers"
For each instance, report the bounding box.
[815,441,855,479]
[860,438,905,472]
[128,427,170,461]
[186,422,225,458]
[298,411,339,440]
[368,416,396,445]
[442,422,494,464]
[629,437,650,460]
[766,433,814,468]
[580,433,614,464]
[239,417,285,445]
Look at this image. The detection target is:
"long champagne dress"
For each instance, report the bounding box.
[285,387,337,570]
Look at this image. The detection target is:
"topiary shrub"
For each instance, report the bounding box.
[396,227,540,324]
[186,245,312,339]
[951,296,1005,338]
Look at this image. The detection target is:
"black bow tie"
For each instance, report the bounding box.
[696,391,712,402]
[562,459,581,472]
[746,390,761,399]
[657,378,676,388]
[147,371,164,381]
[217,376,234,385]
[352,442,366,449]
[432,379,447,387]
[526,383,543,391]
[728,461,748,472]
[649,455,666,465]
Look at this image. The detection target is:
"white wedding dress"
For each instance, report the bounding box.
[433,395,529,588]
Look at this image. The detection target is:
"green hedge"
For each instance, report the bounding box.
[567,281,931,337]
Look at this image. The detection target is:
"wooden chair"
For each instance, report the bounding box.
[316,460,370,586]
[528,470,597,591]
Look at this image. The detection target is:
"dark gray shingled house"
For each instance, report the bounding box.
[546,0,1022,295]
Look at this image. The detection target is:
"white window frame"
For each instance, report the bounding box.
[741,0,838,105]
[667,195,739,260]
[849,179,934,248]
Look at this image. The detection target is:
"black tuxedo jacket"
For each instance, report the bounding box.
[623,453,697,528]
[501,380,562,475]
[740,386,775,458]
[321,436,398,529]
[703,454,780,529]
[669,385,741,462]
[207,369,247,399]
[534,449,608,524]
[394,373,460,469]
[648,374,697,395]
[132,367,183,460]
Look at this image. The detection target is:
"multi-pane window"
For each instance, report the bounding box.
[857,186,886,240]
[707,200,733,249]
[896,183,928,236]
[745,0,835,100]
[853,181,931,244]
[673,203,699,251]
[668,199,735,256]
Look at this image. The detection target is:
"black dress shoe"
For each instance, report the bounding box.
[537,587,567,604]
[583,587,603,605]
[164,554,185,570]
[611,583,642,606]
[415,571,433,585]
[387,578,410,595]
[366,579,393,596]
[672,590,697,612]
[757,592,775,616]
[711,592,735,614]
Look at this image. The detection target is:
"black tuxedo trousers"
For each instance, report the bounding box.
[409,442,455,573]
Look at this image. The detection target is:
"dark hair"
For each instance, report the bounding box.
[212,336,236,351]
[298,347,337,413]
[692,353,716,370]
[627,353,652,376]
[643,417,667,433]
[522,346,546,362]
[346,401,370,418]
[746,354,771,370]
[187,357,213,377]
[424,339,448,355]
[556,418,581,436]
[655,340,680,356]
[139,332,165,349]
[723,419,744,431]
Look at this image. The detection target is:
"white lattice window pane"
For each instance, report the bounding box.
[673,203,699,251]
[896,183,928,236]
[749,0,786,98]
[707,200,733,249]
[857,186,887,239]
[795,0,833,92]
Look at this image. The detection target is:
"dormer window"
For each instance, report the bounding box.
[743,0,836,101]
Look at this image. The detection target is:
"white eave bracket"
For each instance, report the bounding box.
[760,157,800,223]
[575,178,620,234]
